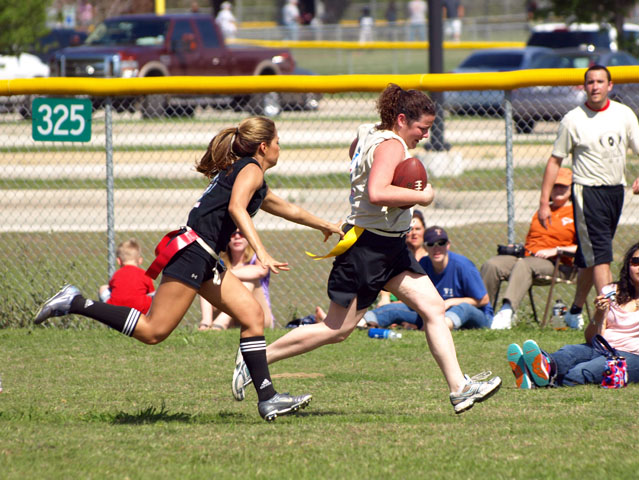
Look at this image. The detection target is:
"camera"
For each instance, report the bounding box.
[497,243,525,258]
[602,284,616,302]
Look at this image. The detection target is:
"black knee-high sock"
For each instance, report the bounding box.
[70,295,140,336]
[240,336,276,402]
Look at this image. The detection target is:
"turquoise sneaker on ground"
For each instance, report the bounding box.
[522,339,551,387]
[507,343,533,389]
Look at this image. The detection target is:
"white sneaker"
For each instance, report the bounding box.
[491,308,513,330]
[564,312,584,330]
[449,372,502,414]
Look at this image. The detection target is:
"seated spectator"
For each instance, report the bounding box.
[362,226,493,330]
[99,239,155,315]
[286,306,327,328]
[406,209,428,261]
[481,168,579,330]
[199,229,274,330]
[507,241,639,388]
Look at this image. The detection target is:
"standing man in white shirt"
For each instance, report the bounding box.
[407,0,427,42]
[282,0,301,41]
[538,65,639,328]
[443,0,464,41]
[215,2,237,40]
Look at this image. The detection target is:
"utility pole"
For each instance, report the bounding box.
[155,0,165,15]
[426,0,450,151]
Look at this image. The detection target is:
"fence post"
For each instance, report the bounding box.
[105,96,116,278]
[504,90,515,243]
[337,25,343,70]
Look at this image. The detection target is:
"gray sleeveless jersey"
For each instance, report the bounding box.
[345,124,413,234]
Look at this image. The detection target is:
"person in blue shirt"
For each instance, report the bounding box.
[362,226,493,330]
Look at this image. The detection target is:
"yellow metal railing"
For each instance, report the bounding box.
[3,67,639,96]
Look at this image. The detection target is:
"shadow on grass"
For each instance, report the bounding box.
[293,410,341,418]
[104,403,342,424]
[104,402,237,424]
[111,403,194,424]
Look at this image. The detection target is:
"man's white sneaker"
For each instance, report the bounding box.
[564,312,584,330]
[491,308,513,330]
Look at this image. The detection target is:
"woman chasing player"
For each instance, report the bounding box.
[34,116,343,421]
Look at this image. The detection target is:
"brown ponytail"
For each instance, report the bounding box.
[195,116,277,178]
[376,83,436,131]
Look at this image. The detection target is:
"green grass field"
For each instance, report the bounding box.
[2,327,639,479]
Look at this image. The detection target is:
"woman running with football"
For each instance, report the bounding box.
[34,116,343,421]
[233,84,502,414]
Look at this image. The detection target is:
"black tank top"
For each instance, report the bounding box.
[187,157,267,253]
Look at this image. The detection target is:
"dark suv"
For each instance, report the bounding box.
[527,22,639,50]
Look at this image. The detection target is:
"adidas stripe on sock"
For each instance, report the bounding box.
[70,295,140,337]
[240,336,276,402]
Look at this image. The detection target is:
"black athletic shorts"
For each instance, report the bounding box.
[327,228,425,310]
[572,184,624,268]
[162,242,226,289]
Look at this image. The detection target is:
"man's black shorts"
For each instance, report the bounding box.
[572,184,624,268]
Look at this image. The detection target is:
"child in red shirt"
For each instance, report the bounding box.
[99,239,155,314]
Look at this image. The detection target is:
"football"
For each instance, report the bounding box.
[391,157,428,208]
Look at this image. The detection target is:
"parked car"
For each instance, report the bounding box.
[30,28,88,64]
[0,53,50,116]
[51,13,301,118]
[512,48,639,133]
[442,47,553,116]
[280,67,321,111]
[528,47,639,69]
[526,22,639,51]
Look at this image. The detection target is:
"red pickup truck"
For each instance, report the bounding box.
[50,13,310,117]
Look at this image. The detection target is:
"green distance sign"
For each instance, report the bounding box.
[32,98,92,142]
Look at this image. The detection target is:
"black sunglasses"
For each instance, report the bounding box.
[630,256,639,266]
[426,239,448,247]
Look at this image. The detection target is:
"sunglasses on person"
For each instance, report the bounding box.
[426,239,448,247]
[630,256,639,266]
[230,230,243,238]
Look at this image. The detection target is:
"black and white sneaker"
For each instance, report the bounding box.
[232,349,252,401]
[257,392,312,422]
[34,284,80,324]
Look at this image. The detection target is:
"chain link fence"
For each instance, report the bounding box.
[3,71,639,328]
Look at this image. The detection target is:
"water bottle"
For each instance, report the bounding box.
[550,299,567,331]
[368,328,402,340]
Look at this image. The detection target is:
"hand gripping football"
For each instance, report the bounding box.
[391,157,428,209]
